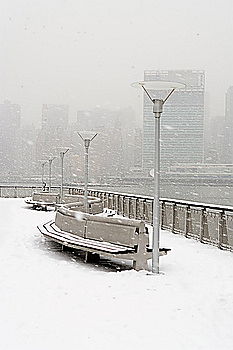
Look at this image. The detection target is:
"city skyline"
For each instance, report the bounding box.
[1,0,233,124]
[1,70,232,128]
[0,82,232,184]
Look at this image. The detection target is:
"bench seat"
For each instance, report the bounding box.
[38,220,136,254]
[38,216,171,271]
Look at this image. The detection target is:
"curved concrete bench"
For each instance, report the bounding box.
[25,192,60,210]
[38,203,170,271]
[25,192,103,214]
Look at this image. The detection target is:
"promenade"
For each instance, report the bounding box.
[0,198,233,349]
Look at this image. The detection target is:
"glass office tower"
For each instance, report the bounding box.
[143,70,205,173]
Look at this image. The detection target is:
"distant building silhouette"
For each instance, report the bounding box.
[42,104,69,130]
[224,86,233,163]
[204,115,225,164]
[36,105,70,176]
[0,100,21,177]
[76,107,124,179]
[75,107,138,179]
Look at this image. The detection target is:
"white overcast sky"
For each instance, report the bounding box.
[1,0,233,124]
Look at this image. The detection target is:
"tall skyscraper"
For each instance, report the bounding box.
[36,104,69,164]
[224,86,233,163]
[0,100,21,177]
[143,70,205,172]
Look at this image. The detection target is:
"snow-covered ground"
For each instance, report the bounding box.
[1,198,233,350]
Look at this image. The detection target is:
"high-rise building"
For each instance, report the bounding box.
[17,124,37,178]
[0,100,21,177]
[133,128,143,169]
[204,115,225,164]
[123,128,143,173]
[224,87,233,163]
[143,70,205,173]
[42,104,69,130]
[36,104,69,161]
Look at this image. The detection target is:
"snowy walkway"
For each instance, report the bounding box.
[0,198,233,350]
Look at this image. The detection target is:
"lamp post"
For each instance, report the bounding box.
[132,80,185,273]
[78,132,98,213]
[48,157,56,193]
[41,161,47,190]
[60,149,69,202]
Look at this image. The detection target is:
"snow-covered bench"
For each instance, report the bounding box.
[25,193,103,214]
[38,207,170,271]
[25,192,60,210]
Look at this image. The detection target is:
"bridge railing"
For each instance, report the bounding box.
[1,185,232,251]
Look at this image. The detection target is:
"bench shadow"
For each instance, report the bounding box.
[22,205,55,211]
[37,238,132,272]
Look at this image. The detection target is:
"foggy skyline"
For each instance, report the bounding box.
[1,0,233,125]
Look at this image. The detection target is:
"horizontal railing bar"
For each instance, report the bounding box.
[66,187,233,212]
[1,184,232,212]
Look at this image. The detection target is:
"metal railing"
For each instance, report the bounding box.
[0,185,40,198]
[1,185,232,251]
[70,187,233,252]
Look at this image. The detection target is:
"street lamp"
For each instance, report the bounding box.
[132,80,185,274]
[78,132,98,213]
[48,156,56,193]
[60,148,69,202]
[41,161,47,190]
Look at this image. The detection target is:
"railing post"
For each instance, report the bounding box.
[108,194,113,210]
[129,197,136,219]
[113,194,119,213]
[133,198,137,219]
[103,193,108,209]
[185,205,191,237]
[149,200,153,225]
[144,200,153,225]
[123,197,130,218]
[200,208,208,243]
[172,203,176,233]
[221,211,229,248]
[200,208,204,242]
[161,200,165,229]
[142,199,146,221]
[100,192,105,208]
[119,195,124,216]
[218,210,227,249]
[136,198,140,220]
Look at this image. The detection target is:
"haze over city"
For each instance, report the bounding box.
[1,0,233,125]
